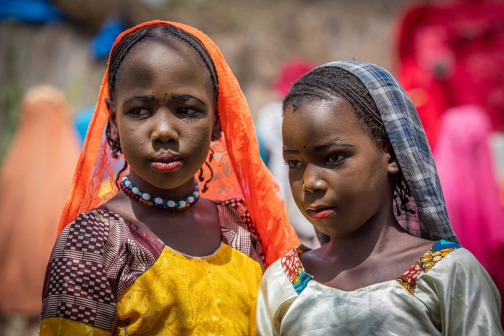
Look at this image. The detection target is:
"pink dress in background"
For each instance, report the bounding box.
[434,105,504,316]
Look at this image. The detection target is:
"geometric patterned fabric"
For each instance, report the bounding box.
[280,245,312,295]
[397,239,462,295]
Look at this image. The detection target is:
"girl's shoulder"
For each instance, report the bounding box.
[212,198,252,226]
[56,207,164,257]
[256,245,306,333]
[44,207,165,301]
[59,206,126,236]
[53,207,125,256]
[398,240,474,294]
[260,245,311,295]
[41,207,165,332]
[412,240,497,287]
[413,242,503,333]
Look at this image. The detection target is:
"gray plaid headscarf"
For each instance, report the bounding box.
[319,61,458,243]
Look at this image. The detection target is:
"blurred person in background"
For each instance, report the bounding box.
[397,1,504,323]
[397,1,504,150]
[434,105,504,322]
[0,85,80,335]
[501,171,504,207]
[256,60,317,247]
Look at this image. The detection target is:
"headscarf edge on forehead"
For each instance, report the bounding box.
[58,20,299,266]
[314,61,458,243]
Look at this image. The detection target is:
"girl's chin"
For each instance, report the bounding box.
[130,171,192,190]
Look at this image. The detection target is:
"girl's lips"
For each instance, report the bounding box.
[151,160,182,172]
[307,207,336,220]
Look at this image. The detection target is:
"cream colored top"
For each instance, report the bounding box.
[256,242,503,335]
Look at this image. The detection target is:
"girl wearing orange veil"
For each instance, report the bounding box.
[0,86,80,318]
[39,21,298,335]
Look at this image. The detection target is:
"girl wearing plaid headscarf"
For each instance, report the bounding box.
[256,61,503,335]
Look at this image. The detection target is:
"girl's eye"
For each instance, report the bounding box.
[327,154,343,163]
[327,154,347,168]
[178,107,200,116]
[129,108,150,117]
[286,160,302,169]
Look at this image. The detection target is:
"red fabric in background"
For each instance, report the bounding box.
[273,60,314,97]
[397,1,504,148]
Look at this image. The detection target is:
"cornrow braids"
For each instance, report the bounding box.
[105,24,222,160]
[283,66,388,146]
[107,26,151,102]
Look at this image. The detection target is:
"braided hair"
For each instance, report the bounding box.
[105,24,222,188]
[283,66,388,146]
[283,66,415,243]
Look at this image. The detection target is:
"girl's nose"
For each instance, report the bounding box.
[302,165,328,193]
[151,112,178,143]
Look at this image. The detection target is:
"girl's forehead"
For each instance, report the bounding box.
[284,98,357,133]
[282,98,366,147]
[115,40,213,97]
[120,38,202,75]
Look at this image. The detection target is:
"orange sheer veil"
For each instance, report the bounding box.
[58,21,299,266]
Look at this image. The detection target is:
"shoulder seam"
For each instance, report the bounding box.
[280,246,312,295]
[397,240,463,295]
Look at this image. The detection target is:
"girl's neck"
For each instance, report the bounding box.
[127,171,196,201]
[323,205,406,264]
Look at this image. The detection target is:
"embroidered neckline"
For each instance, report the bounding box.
[281,240,462,296]
[280,245,312,295]
[397,239,462,295]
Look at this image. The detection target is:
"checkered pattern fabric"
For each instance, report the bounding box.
[217,198,266,270]
[320,61,458,243]
[41,209,164,332]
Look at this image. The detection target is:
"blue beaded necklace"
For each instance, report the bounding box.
[120,176,200,210]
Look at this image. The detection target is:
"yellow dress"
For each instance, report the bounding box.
[40,199,264,335]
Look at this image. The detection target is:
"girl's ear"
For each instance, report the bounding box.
[105,98,119,143]
[383,141,400,175]
[211,117,222,141]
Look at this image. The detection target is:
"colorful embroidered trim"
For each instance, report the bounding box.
[281,245,313,295]
[397,239,462,295]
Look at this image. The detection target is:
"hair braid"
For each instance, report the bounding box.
[108,27,151,101]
